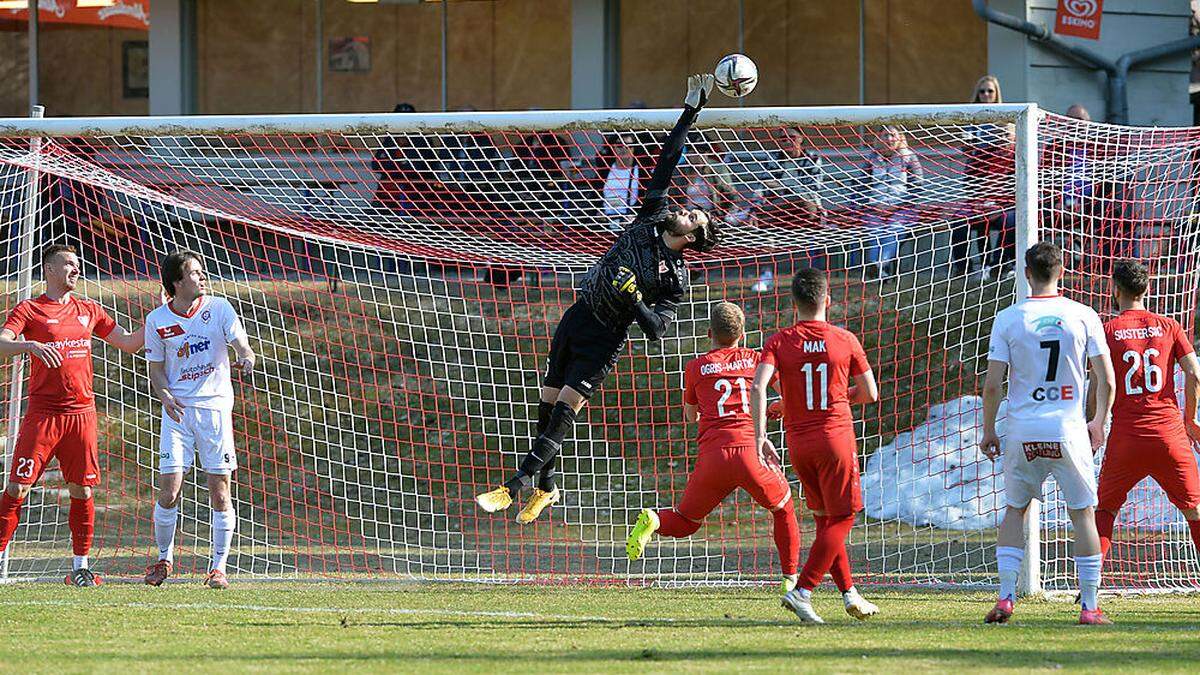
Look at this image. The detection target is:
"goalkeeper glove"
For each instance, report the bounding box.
[685,74,715,110]
[612,266,642,303]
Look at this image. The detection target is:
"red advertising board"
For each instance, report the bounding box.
[1,1,150,31]
[1054,0,1103,40]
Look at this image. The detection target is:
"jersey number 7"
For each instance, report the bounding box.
[1039,340,1060,381]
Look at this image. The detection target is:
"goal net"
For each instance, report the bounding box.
[0,104,1196,591]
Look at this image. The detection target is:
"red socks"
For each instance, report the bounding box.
[773,501,800,576]
[69,497,94,557]
[1188,519,1200,556]
[814,515,854,591]
[0,492,23,554]
[1095,509,1116,559]
[655,509,701,538]
[798,514,855,591]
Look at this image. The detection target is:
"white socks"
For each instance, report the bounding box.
[997,546,1024,602]
[154,503,179,563]
[210,509,236,573]
[73,555,88,571]
[1076,553,1102,611]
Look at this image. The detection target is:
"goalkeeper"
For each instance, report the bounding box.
[476,74,722,523]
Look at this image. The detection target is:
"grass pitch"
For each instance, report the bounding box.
[1,583,1198,672]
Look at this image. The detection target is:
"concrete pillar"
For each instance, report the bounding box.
[149,0,185,115]
[571,0,616,109]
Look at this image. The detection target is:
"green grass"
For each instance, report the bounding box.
[1,583,1198,672]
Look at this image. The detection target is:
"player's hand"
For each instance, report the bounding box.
[1187,420,1200,446]
[1087,417,1107,452]
[759,438,784,476]
[979,429,1001,461]
[766,400,784,421]
[25,341,62,368]
[160,393,185,423]
[612,266,642,303]
[685,74,715,109]
[232,355,255,376]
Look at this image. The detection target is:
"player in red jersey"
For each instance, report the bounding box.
[625,302,801,591]
[0,244,144,586]
[1095,260,1200,561]
[752,268,880,623]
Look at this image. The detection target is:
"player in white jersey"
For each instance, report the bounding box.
[141,251,255,589]
[980,241,1115,625]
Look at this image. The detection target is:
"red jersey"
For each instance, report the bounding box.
[683,347,759,450]
[3,294,116,415]
[761,321,870,435]
[1105,309,1194,438]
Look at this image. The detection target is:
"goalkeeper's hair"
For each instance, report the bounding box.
[41,243,76,270]
[1112,259,1149,298]
[709,301,745,346]
[1024,241,1063,284]
[791,267,828,310]
[161,249,204,297]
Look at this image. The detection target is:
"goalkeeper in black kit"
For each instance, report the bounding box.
[476,74,722,523]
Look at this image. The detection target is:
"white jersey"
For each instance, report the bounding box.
[988,294,1108,440]
[145,296,247,410]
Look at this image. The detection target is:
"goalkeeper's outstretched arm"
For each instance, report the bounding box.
[635,74,714,221]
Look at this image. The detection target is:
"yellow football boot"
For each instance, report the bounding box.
[516,487,561,524]
[626,508,660,561]
[475,486,513,513]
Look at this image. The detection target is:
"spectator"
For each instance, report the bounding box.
[514,131,570,212]
[597,134,643,231]
[951,76,1017,279]
[371,102,438,217]
[860,125,923,279]
[765,126,824,221]
[684,152,736,213]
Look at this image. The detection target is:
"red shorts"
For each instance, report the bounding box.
[674,444,792,523]
[1098,431,1200,513]
[8,411,100,487]
[786,428,862,516]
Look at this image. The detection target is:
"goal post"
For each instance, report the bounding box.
[0,102,1196,592]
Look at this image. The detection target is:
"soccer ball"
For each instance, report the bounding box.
[714,54,758,98]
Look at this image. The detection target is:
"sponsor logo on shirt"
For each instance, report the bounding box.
[1032,316,1064,332]
[156,324,185,339]
[1023,441,1064,461]
[178,363,216,382]
[177,338,212,359]
[77,315,89,326]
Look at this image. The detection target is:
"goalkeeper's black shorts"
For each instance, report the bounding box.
[542,301,628,399]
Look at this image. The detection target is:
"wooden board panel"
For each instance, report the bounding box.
[493,0,571,110]
[197,0,305,114]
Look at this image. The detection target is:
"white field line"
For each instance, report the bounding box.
[0,598,624,623]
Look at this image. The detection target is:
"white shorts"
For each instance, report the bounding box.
[1002,428,1097,510]
[159,407,237,475]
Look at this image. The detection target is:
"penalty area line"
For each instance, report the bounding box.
[0,598,623,623]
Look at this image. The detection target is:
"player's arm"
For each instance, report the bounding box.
[1087,353,1115,451]
[751,361,777,450]
[148,358,184,423]
[980,359,1007,460]
[1179,351,1200,443]
[848,369,879,404]
[102,325,144,354]
[634,74,714,221]
[0,327,61,367]
[230,334,256,375]
[683,402,699,423]
[612,267,678,342]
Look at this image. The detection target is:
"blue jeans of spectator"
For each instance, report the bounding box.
[864,208,913,267]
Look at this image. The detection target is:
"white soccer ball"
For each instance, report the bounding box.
[713,54,758,98]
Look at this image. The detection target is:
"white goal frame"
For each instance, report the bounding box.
[0,102,1068,592]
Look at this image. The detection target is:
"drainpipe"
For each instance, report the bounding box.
[973,0,1200,124]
